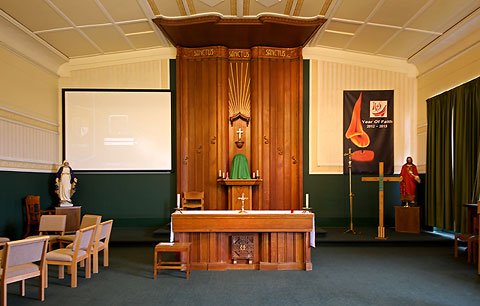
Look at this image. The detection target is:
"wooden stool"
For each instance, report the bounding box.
[154,242,191,279]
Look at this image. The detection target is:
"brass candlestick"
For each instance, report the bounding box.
[302,207,312,214]
[344,148,357,235]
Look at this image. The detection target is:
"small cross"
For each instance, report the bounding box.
[238,193,248,204]
[236,128,244,140]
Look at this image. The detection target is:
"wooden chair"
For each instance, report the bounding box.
[45,225,96,288]
[1,236,48,306]
[27,215,66,251]
[91,220,114,274]
[182,192,204,210]
[24,196,54,238]
[58,214,101,247]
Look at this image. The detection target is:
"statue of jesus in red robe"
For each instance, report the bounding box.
[400,156,421,205]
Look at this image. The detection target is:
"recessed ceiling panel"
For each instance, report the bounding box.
[327,20,361,34]
[249,0,286,16]
[38,29,100,57]
[151,0,183,16]
[408,0,474,32]
[378,30,438,58]
[119,22,154,34]
[370,0,429,27]
[315,31,352,49]
[81,26,131,53]
[347,25,398,53]
[299,0,328,17]
[0,0,70,31]
[128,32,164,49]
[99,0,146,21]
[50,0,109,26]
[333,0,380,22]
[195,0,230,15]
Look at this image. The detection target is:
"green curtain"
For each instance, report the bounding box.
[230,154,251,179]
[427,77,480,232]
[472,153,480,203]
[426,91,454,230]
[453,77,480,232]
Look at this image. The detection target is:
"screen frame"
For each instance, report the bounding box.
[62,88,174,174]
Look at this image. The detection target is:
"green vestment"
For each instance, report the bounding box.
[230,154,251,179]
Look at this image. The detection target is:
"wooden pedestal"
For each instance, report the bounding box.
[218,179,262,210]
[395,206,420,234]
[55,206,81,232]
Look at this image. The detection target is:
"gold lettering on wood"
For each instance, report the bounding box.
[193,48,215,57]
[265,49,286,57]
[229,50,250,58]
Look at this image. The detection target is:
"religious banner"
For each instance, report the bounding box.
[343,90,394,174]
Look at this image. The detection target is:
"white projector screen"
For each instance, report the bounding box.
[63,89,172,171]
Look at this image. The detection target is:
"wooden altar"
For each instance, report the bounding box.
[172,210,314,271]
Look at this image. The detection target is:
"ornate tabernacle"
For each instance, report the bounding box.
[232,235,255,264]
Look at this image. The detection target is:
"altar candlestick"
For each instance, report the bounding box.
[177,194,181,209]
[306,194,309,208]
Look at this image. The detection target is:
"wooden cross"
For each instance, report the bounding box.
[361,162,402,239]
[236,128,243,140]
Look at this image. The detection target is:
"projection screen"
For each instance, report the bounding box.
[63,89,172,171]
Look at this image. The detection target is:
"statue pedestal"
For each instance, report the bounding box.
[218,179,262,210]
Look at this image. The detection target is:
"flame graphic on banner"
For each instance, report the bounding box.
[345,93,370,148]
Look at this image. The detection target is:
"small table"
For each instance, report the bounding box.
[154,242,191,279]
[395,206,420,234]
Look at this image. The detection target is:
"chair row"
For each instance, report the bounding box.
[0,216,113,306]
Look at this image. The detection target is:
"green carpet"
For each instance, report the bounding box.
[5,243,480,306]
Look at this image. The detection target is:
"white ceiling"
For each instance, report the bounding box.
[0,0,479,61]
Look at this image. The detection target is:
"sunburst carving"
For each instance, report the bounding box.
[228,62,251,118]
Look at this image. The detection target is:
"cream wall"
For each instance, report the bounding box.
[416,44,480,173]
[0,45,59,172]
[58,48,175,159]
[304,48,418,174]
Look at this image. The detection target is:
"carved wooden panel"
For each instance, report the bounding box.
[251,47,303,210]
[176,46,229,210]
[177,46,303,210]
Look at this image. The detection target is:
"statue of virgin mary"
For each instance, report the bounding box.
[55,161,78,206]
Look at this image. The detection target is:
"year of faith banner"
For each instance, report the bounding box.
[343,90,394,174]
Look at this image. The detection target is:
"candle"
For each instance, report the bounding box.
[252,172,256,178]
[256,170,259,177]
[219,170,221,177]
[306,193,309,208]
[177,194,181,209]
[222,172,225,179]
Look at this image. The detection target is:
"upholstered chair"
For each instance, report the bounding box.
[27,215,66,250]
[58,215,101,247]
[45,225,96,288]
[1,236,48,306]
